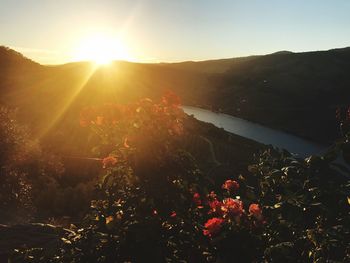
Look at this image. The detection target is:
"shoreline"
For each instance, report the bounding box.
[184,103,331,147]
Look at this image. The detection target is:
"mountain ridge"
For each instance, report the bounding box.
[1,45,350,143]
[3,44,350,67]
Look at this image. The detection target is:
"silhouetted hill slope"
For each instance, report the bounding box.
[207,47,350,143]
[1,46,350,143]
[160,55,260,74]
[0,46,40,68]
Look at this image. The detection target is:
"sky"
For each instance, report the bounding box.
[1,0,350,64]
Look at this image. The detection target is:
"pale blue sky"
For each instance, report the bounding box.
[1,0,350,64]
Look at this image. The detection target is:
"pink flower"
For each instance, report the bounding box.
[222,179,239,192]
[203,217,225,237]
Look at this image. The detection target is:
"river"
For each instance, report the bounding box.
[183,106,327,158]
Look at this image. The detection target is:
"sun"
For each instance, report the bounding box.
[73,33,132,65]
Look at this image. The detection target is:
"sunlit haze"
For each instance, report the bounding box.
[72,32,132,65]
[1,0,350,261]
[1,0,350,64]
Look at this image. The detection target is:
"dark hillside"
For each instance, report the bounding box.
[0,46,40,68]
[207,47,350,143]
[1,46,350,143]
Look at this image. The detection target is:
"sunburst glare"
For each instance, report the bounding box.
[72,33,132,65]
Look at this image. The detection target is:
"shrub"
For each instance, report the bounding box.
[11,95,350,262]
[0,105,64,222]
[247,148,350,262]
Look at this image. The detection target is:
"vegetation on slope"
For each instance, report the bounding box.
[1,46,350,143]
[0,92,349,262]
[1,47,350,261]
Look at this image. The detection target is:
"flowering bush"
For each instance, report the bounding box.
[198,180,264,234]
[190,179,265,262]
[0,106,64,223]
[248,148,350,262]
[203,217,224,237]
[9,92,265,262]
[11,94,349,263]
[79,91,184,142]
[79,91,186,181]
[56,92,216,262]
[221,179,240,192]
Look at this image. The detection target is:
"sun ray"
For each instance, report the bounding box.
[35,63,99,140]
[72,32,132,65]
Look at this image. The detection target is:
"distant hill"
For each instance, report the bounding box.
[0,46,40,69]
[159,55,260,74]
[270,50,294,55]
[206,47,350,143]
[1,45,350,144]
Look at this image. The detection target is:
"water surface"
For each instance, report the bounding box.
[183,106,326,157]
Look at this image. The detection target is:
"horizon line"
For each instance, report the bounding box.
[4,45,350,66]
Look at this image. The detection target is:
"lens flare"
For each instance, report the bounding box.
[73,33,132,65]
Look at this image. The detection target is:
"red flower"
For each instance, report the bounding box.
[249,204,263,220]
[193,193,202,206]
[208,199,223,215]
[170,211,177,217]
[162,90,181,107]
[208,191,217,200]
[222,179,239,192]
[102,156,118,168]
[221,198,243,217]
[203,217,224,237]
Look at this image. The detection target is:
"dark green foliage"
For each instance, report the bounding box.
[5,102,350,262]
[0,105,93,222]
[2,91,350,262]
[11,145,350,262]
[0,106,35,221]
[247,148,350,262]
[10,150,214,262]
